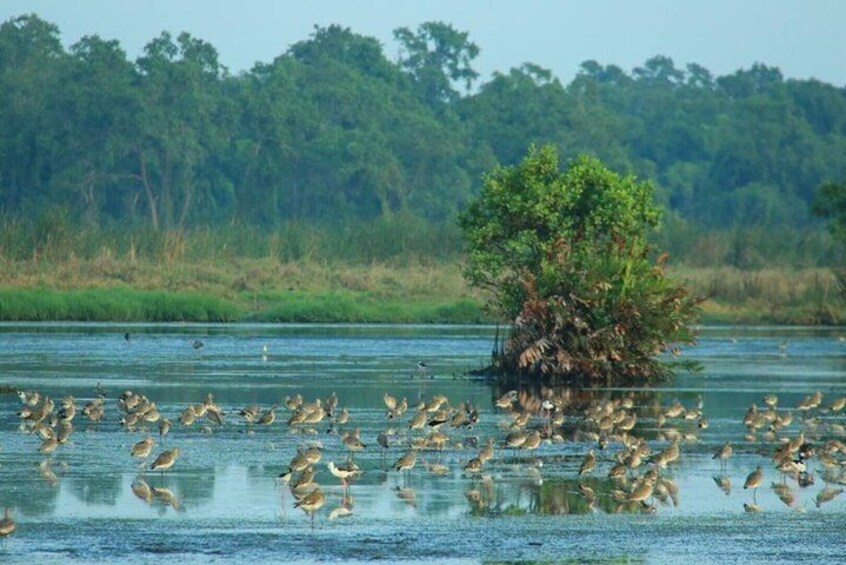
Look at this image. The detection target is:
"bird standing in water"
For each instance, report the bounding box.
[294,487,325,528]
[150,447,181,473]
[744,466,763,503]
[713,441,732,472]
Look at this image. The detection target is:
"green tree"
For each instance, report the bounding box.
[55,34,139,225]
[394,21,479,107]
[460,144,700,381]
[0,14,66,213]
[134,31,225,230]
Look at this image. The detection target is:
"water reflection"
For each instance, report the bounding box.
[68,473,122,506]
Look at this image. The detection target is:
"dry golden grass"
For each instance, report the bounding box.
[672,266,843,324]
[1,240,843,324]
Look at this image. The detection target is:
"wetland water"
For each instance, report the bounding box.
[0,323,845,564]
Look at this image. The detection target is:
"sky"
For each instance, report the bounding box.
[2,0,845,86]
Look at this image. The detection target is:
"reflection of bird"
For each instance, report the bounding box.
[816,487,844,508]
[132,478,153,503]
[377,430,389,462]
[150,447,180,472]
[152,486,180,509]
[396,486,417,507]
[0,508,16,537]
[712,475,732,495]
[579,483,596,507]
[193,339,204,350]
[329,502,353,520]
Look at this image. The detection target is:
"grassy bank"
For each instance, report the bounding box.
[677,267,845,325]
[0,288,240,322]
[0,259,843,325]
[0,221,843,324]
[0,254,491,323]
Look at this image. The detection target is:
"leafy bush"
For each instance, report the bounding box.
[460,144,701,382]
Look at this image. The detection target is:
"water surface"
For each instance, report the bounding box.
[1,323,844,564]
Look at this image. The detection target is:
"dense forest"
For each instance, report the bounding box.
[2,14,846,267]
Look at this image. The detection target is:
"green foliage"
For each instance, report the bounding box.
[394,21,479,105]
[460,145,700,381]
[2,14,846,272]
[460,145,659,318]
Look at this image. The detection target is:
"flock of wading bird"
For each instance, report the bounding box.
[3,378,846,533]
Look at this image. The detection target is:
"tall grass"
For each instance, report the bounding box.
[0,288,240,322]
[0,211,464,265]
[653,220,844,269]
[0,216,843,324]
[252,291,487,324]
[674,267,844,324]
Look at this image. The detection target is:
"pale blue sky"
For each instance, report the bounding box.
[2,0,844,85]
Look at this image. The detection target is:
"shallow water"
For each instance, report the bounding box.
[0,323,844,564]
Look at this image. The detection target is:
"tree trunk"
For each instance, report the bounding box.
[137,151,160,231]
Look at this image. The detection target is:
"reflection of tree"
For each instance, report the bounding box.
[492,382,660,414]
[246,464,276,481]
[68,472,121,506]
[465,477,642,516]
[0,462,60,518]
[489,383,681,443]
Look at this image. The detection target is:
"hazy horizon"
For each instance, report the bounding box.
[1,0,844,86]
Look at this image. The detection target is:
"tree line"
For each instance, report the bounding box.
[2,14,845,256]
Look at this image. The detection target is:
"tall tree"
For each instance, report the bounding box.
[134,31,224,230]
[0,15,65,213]
[54,35,139,225]
[394,21,479,107]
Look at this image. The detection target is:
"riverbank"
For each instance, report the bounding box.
[0,256,842,324]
